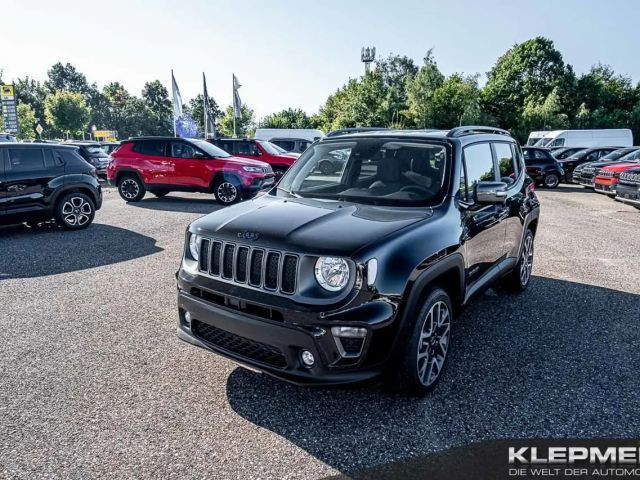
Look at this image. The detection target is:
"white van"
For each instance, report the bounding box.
[535,129,632,148]
[526,131,548,145]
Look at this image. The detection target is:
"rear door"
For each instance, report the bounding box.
[2,147,60,214]
[132,140,171,185]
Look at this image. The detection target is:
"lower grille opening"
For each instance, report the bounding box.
[189,287,284,322]
[192,320,287,369]
[340,337,365,355]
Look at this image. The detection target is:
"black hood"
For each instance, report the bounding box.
[190,195,432,256]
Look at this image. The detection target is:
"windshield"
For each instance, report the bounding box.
[192,140,231,158]
[277,138,449,206]
[600,148,635,161]
[535,137,552,147]
[271,143,288,154]
[258,140,284,155]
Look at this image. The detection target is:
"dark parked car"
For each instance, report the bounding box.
[615,166,640,209]
[0,143,102,229]
[176,126,540,395]
[99,141,121,155]
[573,147,640,186]
[0,133,17,142]
[66,141,110,178]
[522,147,564,188]
[558,147,619,183]
[552,147,587,160]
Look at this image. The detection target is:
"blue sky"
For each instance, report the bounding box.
[3,0,640,119]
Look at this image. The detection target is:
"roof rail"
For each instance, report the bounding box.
[446,126,511,138]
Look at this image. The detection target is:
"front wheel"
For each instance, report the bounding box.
[55,192,95,230]
[391,287,453,395]
[502,228,534,292]
[543,173,560,188]
[214,179,241,205]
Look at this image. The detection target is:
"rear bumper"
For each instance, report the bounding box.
[176,290,385,386]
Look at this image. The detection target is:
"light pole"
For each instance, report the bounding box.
[361,46,376,74]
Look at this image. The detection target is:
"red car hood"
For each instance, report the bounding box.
[600,162,640,173]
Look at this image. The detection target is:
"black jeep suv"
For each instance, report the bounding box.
[0,143,102,229]
[176,127,540,394]
[522,147,564,188]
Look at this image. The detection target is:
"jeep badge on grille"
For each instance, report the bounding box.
[238,231,260,241]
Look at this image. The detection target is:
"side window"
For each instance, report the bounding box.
[534,149,550,162]
[585,151,599,161]
[170,141,197,158]
[494,142,517,183]
[235,141,253,155]
[522,149,533,165]
[274,140,294,151]
[57,149,82,164]
[462,143,496,201]
[7,148,45,172]
[135,140,166,156]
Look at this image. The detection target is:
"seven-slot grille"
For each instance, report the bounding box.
[199,238,299,294]
[620,171,640,183]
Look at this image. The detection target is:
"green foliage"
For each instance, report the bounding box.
[406,51,445,128]
[16,102,37,140]
[44,91,91,137]
[218,104,255,137]
[187,94,223,135]
[142,80,173,136]
[260,108,318,129]
[521,87,570,131]
[430,73,483,128]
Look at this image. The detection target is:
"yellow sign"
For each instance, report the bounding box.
[94,130,118,140]
[1,85,14,100]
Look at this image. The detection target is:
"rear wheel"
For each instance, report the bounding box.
[543,173,560,188]
[214,178,241,205]
[391,287,452,395]
[117,175,145,202]
[55,192,95,230]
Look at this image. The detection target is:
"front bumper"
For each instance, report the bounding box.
[176,271,396,386]
[615,183,640,207]
[594,182,616,195]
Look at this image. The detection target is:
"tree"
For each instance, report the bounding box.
[218,104,255,137]
[15,77,47,127]
[45,62,90,94]
[522,87,570,131]
[142,80,172,135]
[45,91,91,138]
[16,102,37,140]
[260,108,317,129]
[483,37,575,138]
[187,94,222,135]
[406,51,445,128]
[430,73,482,128]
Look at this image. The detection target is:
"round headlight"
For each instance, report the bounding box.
[314,257,349,291]
[189,234,201,261]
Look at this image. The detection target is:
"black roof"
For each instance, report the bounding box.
[0,142,77,149]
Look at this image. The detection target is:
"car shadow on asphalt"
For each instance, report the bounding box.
[127,195,225,214]
[225,276,640,477]
[0,223,163,279]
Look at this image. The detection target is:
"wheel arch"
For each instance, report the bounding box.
[115,169,145,186]
[210,171,243,191]
[51,184,99,209]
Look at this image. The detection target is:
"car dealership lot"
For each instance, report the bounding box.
[1,186,639,479]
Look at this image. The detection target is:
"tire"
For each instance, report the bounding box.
[214,178,241,205]
[501,228,534,292]
[117,174,146,202]
[564,172,574,183]
[543,173,560,189]
[55,192,95,230]
[391,287,453,395]
[149,189,169,198]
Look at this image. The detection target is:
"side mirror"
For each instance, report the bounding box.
[475,181,508,204]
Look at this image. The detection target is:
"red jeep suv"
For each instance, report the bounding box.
[208,138,299,177]
[107,137,275,205]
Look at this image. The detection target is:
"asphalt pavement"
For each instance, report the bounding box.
[1,185,639,479]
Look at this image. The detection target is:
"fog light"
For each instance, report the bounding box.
[300,350,315,367]
[184,311,192,327]
[331,326,367,338]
